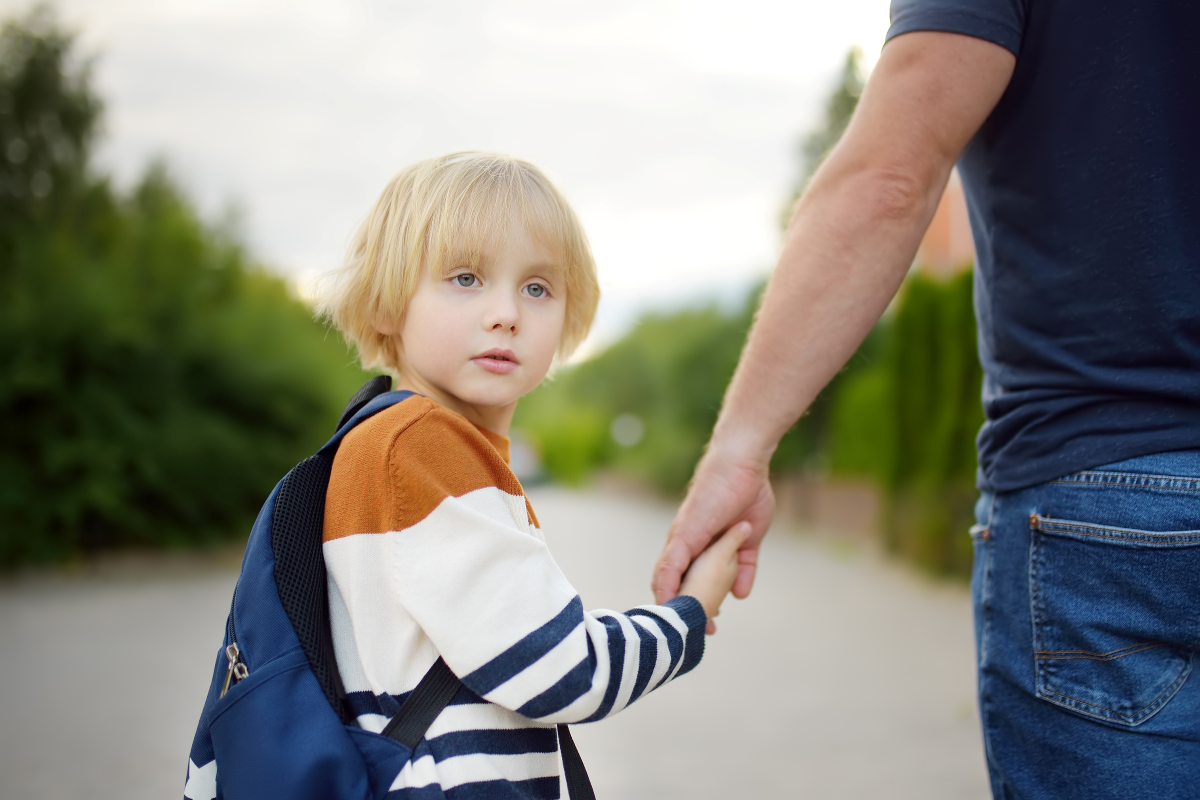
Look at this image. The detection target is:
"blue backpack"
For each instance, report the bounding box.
[185,378,594,800]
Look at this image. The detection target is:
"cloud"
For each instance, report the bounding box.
[12,0,890,344]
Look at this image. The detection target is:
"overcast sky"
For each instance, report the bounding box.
[7,0,892,347]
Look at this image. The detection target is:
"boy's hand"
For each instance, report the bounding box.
[678,521,751,633]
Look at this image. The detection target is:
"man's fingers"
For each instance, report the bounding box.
[651,562,681,605]
[730,541,759,598]
[651,536,694,603]
[731,561,757,599]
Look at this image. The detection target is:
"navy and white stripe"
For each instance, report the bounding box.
[324,485,707,798]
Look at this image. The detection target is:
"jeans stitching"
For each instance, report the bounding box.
[1032,515,1200,546]
[1051,471,1200,493]
[977,492,1005,794]
[1034,641,1169,661]
[1037,659,1192,725]
[979,494,995,669]
[1029,522,1046,689]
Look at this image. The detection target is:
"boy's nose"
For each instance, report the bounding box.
[486,295,520,333]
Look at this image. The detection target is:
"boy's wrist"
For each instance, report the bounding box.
[664,594,709,627]
[662,596,707,676]
[675,590,715,622]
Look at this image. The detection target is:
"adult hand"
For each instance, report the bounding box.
[653,438,775,611]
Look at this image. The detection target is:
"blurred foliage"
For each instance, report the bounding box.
[517,271,982,579]
[0,9,368,567]
[515,305,752,494]
[825,271,983,577]
[514,288,882,495]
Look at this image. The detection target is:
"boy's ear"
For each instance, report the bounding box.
[374,317,401,336]
[371,301,404,336]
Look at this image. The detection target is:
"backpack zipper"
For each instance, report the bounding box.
[220,586,249,697]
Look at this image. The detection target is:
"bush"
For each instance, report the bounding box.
[515,301,760,493]
[824,270,982,577]
[0,11,368,566]
[513,286,878,494]
[882,270,983,577]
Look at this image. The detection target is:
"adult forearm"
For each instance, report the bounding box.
[655,32,1016,605]
[710,31,1017,466]
[712,159,946,463]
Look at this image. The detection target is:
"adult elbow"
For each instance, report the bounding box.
[865,169,926,223]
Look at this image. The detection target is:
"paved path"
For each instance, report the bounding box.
[0,487,989,799]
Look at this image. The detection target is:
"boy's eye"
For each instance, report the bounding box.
[525,283,546,298]
[455,274,477,287]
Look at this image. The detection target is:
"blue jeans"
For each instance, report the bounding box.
[973,450,1200,798]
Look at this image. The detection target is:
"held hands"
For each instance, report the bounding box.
[678,522,752,630]
[652,441,776,629]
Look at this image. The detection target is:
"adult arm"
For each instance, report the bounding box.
[653,31,1016,605]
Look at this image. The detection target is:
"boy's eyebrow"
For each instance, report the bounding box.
[525,259,562,276]
[436,248,488,274]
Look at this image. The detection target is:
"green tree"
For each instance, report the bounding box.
[0,6,98,240]
[0,9,368,566]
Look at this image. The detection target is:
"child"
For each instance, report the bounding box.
[314,152,747,799]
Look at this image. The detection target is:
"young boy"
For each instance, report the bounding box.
[314,152,746,799]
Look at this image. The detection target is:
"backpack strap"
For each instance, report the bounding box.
[557,724,597,800]
[383,659,596,799]
[335,374,393,432]
[270,376,408,724]
[271,452,349,721]
[381,658,460,748]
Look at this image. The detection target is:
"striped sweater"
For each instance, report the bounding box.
[323,395,707,799]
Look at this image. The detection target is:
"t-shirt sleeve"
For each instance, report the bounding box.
[887,0,1026,56]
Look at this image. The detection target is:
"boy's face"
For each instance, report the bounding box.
[393,218,566,434]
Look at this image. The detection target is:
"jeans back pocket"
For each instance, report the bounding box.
[1029,514,1200,727]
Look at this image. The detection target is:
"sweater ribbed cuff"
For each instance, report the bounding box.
[666,595,706,677]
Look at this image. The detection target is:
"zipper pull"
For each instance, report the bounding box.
[219,642,249,698]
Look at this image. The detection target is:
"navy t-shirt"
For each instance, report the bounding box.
[887,1,1200,492]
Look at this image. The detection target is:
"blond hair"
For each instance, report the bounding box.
[315,152,600,374]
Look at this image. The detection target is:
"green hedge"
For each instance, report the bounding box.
[826,270,982,577]
[0,12,368,566]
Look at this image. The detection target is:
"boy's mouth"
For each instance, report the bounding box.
[472,348,519,374]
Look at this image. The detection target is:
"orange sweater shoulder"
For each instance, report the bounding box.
[324,396,537,541]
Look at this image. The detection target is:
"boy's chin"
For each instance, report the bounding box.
[451,383,524,411]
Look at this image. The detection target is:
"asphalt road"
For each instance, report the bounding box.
[0,486,989,799]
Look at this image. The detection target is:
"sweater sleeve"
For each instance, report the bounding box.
[380,407,707,723]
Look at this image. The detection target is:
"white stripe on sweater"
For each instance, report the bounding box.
[325,485,705,797]
[482,621,592,715]
[427,704,554,738]
[390,751,561,791]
